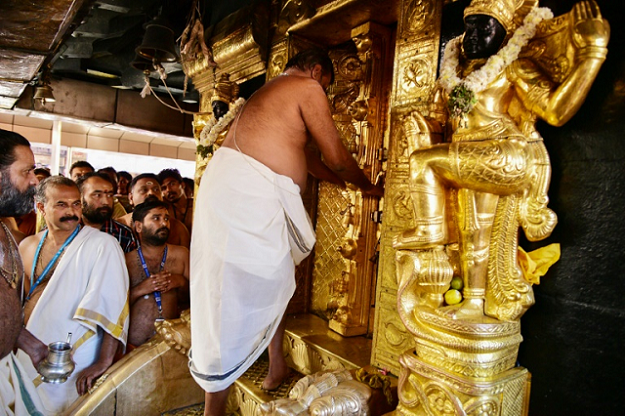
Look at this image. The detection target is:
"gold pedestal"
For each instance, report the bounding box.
[395,352,530,416]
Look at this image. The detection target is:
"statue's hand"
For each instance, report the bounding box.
[571,0,610,50]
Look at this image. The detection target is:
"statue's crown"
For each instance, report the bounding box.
[210,73,239,104]
[464,0,524,33]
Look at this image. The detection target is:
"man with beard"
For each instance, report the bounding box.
[0,129,45,415]
[126,200,189,348]
[117,173,190,248]
[76,172,136,253]
[18,176,129,414]
[158,169,193,234]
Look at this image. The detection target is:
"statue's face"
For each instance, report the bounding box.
[463,15,507,59]
[212,101,229,119]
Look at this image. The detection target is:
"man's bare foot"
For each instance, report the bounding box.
[261,360,290,391]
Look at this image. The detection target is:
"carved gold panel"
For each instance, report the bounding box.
[395,353,530,416]
[371,0,442,375]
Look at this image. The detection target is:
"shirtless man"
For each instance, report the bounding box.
[126,200,189,347]
[0,130,46,414]
[190,48,384,416]
[117,173,191,248]
[158,168,194,234]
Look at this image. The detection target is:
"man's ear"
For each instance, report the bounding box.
[311,64,323,80]
[36,202,44,215]
[134,221,143,234]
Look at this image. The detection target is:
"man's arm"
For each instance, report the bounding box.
[75,331,119,395]
[16,328,47,369]
[304,145,346,188]
[299,81,383,197]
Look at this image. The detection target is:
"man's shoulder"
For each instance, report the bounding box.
[110,219,134,234]
[19,232,42,248]
[116,213,132,227]
[168,243,189,257]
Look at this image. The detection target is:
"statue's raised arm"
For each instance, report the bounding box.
[511,0,610,127]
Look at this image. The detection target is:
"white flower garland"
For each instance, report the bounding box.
[439,6,553,116]
[198,97,246,148]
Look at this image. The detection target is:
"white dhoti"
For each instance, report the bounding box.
[17,226,129,415]
[0,353,44,416]
[189,147,315,392]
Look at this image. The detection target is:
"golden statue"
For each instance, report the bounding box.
[194,73,243,183]
[392,0,608,413]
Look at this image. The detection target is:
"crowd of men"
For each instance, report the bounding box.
[1,48,383,416]
[0,130,192,414]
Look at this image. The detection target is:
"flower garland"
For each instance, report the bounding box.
[439,6,553,118]
[197,97,246,158]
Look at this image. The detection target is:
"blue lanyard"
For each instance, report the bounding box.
[28,225,81,301]
[137,245,168,320]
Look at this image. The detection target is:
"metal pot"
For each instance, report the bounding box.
[38,341,75,383]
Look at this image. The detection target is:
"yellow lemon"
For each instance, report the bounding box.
[450,276,463,290]
[444,289,463,305]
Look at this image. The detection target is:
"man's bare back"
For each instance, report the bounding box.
[221,68,378,194]
[126,244,189,346]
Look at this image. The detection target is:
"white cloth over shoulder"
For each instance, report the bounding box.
[17,226,129,415]
[0,353,44,416]
[189,147,315,392]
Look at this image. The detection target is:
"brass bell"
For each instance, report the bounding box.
[136,16,179,63]
[33,84,55,104]
[131,54,154,72]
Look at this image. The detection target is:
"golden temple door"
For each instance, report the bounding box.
[267,23,394,337]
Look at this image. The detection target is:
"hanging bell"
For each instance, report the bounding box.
[136,16,179,64]
[33,84,55,104]
[131,54,154,73]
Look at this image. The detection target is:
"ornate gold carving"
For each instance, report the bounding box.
[154,309,192,356]
[283,331,349,376]
[386,1,608,415]
[404,0,434,33]
[395,353,529,416]
[372,0,443,375]
[277,0,316,35]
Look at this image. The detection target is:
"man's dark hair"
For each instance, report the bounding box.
[69,160,94,175]
[0,129,31,170]
[183,177,194,192]
[285,48,335,85]
[98,166,118,183]
[75,171,116,194]
[132,200,170,223]
[157,168,183,184]
[36,176,79,204]
[129,173,160,192]
[118,171,132,182]
[34,167,51,178]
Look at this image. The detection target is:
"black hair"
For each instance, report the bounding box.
[36,176,79,204]
[129,173,160,192]
[157,168,183,184]
[75,171,116,193]
[0,129,31,170]
[285,48,335,85]
[132,200,170,223]
[98,166,118,183]
[34,167,51,178]
[118,171,132,182]
[69,160,94,175]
